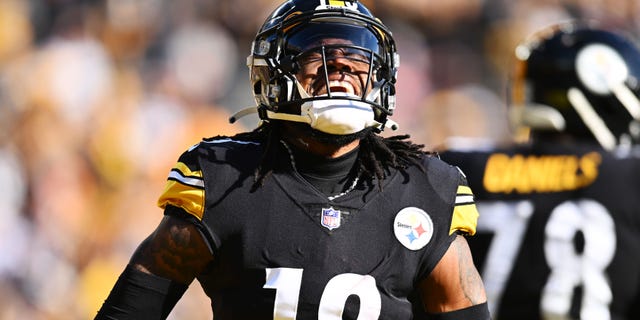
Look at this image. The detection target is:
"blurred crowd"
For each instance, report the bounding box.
[0,0,638,319]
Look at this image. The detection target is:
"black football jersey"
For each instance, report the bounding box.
[157,137,480,319]
[440,142,640,320]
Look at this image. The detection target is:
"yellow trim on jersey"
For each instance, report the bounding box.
[173,162,201,179]
[450,185,479,235]
[157,162,205,221]
[457,185,472,196]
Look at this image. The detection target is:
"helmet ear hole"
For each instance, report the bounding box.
[388,84,396,95]
[280,55,299,74]
[253,80,263,95]
[376,67,388,81]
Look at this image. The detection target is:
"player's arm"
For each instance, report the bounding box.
[419,234,491,319]
[95,214,213,320]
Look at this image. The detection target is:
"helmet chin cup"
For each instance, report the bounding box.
[301,94,381,135]
[263,93,381,135]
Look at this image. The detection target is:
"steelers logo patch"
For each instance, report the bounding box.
[576,43,628,95]
[393,207,434,251]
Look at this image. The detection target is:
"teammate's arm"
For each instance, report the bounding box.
[95,215,213,319]
[419,234,491,319]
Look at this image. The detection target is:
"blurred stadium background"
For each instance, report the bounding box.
[0,0,638,319]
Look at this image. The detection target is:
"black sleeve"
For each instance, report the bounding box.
[95,265,189,320]
[427,302,491,320]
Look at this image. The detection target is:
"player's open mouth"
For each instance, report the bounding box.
[314,80,356,96]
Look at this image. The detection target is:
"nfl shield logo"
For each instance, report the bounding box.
[321,207,341,230]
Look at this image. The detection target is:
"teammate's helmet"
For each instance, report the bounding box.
[244,0,399,132]
[511,22,640,150]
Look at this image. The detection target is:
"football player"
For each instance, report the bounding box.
[440,22,640,320]
[95,0,490,319]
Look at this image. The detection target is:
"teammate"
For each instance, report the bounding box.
[95,0,490,319]
[440,22,640,319]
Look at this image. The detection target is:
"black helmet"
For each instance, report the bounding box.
[510,22,640,150]
[239,0,399,132]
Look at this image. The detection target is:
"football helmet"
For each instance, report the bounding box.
[510,22,640,150]
[233,0,399,134]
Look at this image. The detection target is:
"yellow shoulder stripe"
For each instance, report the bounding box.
[174,162,202,179]
[157,162,205,220]
[457,185,472,195]
[449,185,479,235]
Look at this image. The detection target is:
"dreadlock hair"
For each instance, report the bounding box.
[223,122,433,192]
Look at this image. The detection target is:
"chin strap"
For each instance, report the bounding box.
[228,104,399,132]
[228,106,260,124]
[385,118,399,131]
